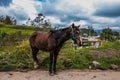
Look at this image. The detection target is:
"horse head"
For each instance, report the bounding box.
[71,23,82,46]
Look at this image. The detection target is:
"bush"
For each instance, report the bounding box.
[0,40,33,70]
[0,34,120,71]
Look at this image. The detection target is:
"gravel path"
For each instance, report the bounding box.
[0,70,120,80]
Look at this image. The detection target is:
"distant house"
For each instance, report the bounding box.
[81,36,102,48]
[71,35,102,48]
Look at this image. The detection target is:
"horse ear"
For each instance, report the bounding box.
[72,23,74,26]
[71,23,75,28]
[78,25,80,28]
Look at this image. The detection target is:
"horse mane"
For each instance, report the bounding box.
[49,27,70,33]
[59,27,70,31]
[49,27,70,39]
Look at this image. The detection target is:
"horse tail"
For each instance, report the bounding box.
[29,32,37,47]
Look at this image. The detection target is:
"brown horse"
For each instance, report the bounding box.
[29,23,82,75]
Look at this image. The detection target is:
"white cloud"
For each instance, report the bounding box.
[0,0,120,30]
[12,0,42,19]
[91,16,116,24]
[56,0,94,15]
[46,16,62,24]
[94,0,120,5]
[111,27,120,30]
[0,0,42,24]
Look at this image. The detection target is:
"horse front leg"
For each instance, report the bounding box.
[53,53,58,75]
[53,47,61,75]
[49,51,54,76]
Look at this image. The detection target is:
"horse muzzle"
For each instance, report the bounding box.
[75,38,82,46]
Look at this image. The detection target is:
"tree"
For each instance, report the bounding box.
[26,13,51,28]
[112,31,119,40]
[11,17,17,25]
[4,15,12,24]
[81,26,97,37]
[88,26,97,36]
[0,15,5,22]
[100,27,119,41]
[0,15,17,25]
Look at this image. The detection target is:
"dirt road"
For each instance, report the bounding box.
[0,70,120,80]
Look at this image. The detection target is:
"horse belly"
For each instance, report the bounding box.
[35,40,49,51]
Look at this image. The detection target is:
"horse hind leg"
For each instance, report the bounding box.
[32,48,39,69]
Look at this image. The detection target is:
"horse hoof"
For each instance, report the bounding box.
[54,72,58,75]
[34,66,39,69]
[49,73,54,76]
[34,65,39,69]
[34,62,39,69]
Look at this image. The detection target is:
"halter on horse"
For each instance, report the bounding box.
[29,23,82,75]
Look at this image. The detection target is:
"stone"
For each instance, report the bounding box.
[110,64,118,70]
[64,59,72,67]
[92,61,101,69]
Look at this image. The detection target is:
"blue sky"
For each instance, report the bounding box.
[0,0,120,31]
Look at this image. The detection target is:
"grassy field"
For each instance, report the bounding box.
[0,22,120,71]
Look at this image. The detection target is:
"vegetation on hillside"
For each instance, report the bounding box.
[0,15,16,25]
[0,22,120,71]
[101,27,119,41]
[26,13,51,28]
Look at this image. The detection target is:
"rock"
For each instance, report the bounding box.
[91,76,97,79]
[92,61,101,69]
[64,59,72,67]
[110,64,118,70]
[89,65,92,69]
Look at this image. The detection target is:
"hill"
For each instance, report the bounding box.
[0,22,120,71]
[0,22,50,35]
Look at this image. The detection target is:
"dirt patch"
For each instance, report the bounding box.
[90,48,120,58]
[0,70,120,80]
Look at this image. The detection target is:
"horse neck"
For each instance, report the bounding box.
[60,27,72,41]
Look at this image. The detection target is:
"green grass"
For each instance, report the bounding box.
[0,22,51,35]
[0,22,120,71]
[99,40,120,50]
[0,25,34,39]
[1,39,120,71]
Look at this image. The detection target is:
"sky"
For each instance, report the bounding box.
[0,0,120,31]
